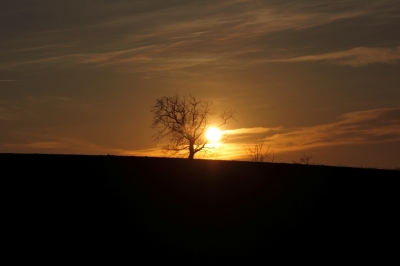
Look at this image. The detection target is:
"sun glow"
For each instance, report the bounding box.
[206,127,222,142]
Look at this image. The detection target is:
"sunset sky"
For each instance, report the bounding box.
[1,0,400,168]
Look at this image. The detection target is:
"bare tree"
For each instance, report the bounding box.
[299,154,314,165]
[150,94,235,159]
[244,136,277,163]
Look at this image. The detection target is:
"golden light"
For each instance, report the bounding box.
[206,127,222,142]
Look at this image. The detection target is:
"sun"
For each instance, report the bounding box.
[206,127,222,142]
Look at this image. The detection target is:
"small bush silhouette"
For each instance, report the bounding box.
[299,154,314,165]
[244,136,277,163]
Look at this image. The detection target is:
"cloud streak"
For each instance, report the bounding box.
[225,107,400,156]
[270,46,400,66]
[102,106,400,160]
[0,107,17,120]
[2,1,400,73]
[3,107,399,165]
[1,95,101,118]
[2,135,122,155]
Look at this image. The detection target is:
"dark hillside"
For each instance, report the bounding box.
[3,154,399,260]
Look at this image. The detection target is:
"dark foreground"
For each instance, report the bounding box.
[3,154,399,260]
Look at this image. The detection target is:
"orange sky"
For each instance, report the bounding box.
[1,1,399,168]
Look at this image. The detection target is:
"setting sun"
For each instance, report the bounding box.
[206,127,222,142]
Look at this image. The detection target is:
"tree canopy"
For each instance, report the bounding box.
[150,94,235,159]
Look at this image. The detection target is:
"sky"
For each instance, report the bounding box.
[1,0,400,168]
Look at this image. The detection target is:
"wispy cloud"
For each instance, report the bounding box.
[2,135,163,157]
[223,107,400,157]
[0,95,101,122]
[270,46,400,66]
[28,95,99,111]
[223,127,284,141]
[2,136,118,155]
[111,107,400,161]
[4,107,399,163]
[0,107,17,120]
[2,1,399,72]
[116,147,164,157]
[3,141,68,149]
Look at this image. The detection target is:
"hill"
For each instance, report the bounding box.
[3,154,399,260]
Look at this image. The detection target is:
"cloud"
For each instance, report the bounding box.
[223,127,284,141]
[3,1,399,72]
[24,95,97,110]
[71,2,373,72]
[270,46,400,66]
[0,107,18,120]
[4,106,399,163]
[2,136,119,155]
[3,141,68,149]
[116,148,164,157]
[0,95,102,132]
[225,107,400,155]
[2,136,164,157]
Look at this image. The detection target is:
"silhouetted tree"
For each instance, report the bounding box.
[150,94,235,159]
[244,136,277,162]
[300,154,314,165]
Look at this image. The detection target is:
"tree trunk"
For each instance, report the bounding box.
[188,140,195,159]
